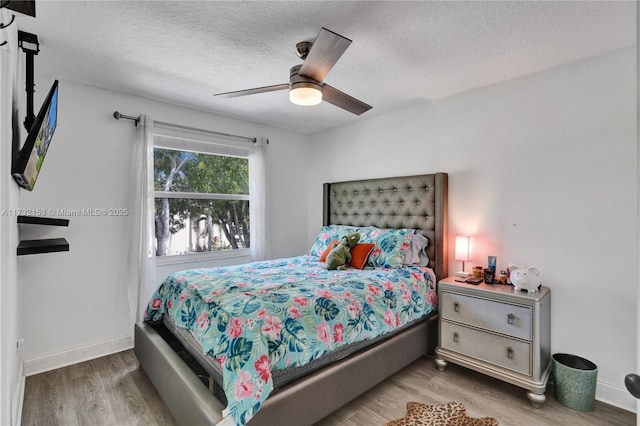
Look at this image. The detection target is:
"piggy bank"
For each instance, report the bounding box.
[509,263,542,293]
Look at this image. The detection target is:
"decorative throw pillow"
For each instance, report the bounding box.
[309,225,359,257]
[357,226,416,268]
[319,241,339,262]
[348,243,375,269]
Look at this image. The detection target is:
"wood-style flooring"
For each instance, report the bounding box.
[22,350,634,425]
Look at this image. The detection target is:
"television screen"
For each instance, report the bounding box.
[12,79,58,191]
[5,0,36,17]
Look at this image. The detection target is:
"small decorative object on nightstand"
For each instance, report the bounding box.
[509,263,543,293]
[434,276,551,408]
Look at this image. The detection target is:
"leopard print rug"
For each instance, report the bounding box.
[385,401,499,426]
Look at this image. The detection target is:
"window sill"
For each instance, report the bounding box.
[155,249,251,266]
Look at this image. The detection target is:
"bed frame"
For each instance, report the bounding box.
[135,172,448,425]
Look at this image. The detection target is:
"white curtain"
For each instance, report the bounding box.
[127,115,156,324]
[249,137,269,261]
[126,120,268,324]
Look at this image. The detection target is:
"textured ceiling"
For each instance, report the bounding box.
[11,1,636,134]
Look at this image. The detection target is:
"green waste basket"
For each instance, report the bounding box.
[552,353,598,411]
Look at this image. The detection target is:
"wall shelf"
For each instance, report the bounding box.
[17,215,69,255]
[17,238,69,255]
[17,215,69,227]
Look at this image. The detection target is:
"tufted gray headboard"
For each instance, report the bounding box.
[323,173,448,281]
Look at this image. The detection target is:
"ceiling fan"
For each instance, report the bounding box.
[213,27,372,116]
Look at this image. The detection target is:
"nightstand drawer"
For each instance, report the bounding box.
[441,321,531,375]
[441,291,532,340]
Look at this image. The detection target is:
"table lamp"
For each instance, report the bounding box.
[455,235,472,278]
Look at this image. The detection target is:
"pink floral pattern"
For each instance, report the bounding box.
[234,370,254,400]
[254,355,271,383]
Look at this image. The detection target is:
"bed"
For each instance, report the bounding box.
[135,172,448,425]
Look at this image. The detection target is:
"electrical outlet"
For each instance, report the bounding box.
[16,338,24,353]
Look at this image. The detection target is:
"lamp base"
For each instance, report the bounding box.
[455,271,471,278]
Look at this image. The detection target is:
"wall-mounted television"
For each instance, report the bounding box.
[12,79,58,191]
[5,0,36,17]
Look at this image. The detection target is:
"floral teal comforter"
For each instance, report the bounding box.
[144,255,437,426]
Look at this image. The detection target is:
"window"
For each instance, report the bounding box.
[153,146,251,258]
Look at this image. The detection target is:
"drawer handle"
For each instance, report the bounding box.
[506,347,514,359]
[453,332,459,343]
[453,302,460,313]
[507,313,515,325]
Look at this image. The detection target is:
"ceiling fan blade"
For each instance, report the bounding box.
[299,28,351,83]
[213,84,289,98]
[322,84,372,116]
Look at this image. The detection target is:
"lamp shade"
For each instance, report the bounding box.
[455,235,471,262]
[289,83,322,106]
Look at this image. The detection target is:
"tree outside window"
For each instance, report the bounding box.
[153,147,250,257]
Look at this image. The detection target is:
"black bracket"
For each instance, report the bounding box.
[18,30,39,131]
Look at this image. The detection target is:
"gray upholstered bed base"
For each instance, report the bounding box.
[136,315,437,425]
[135,322,227,424]
[135,172,448,425]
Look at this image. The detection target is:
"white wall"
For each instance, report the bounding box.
[0,11,24,425]
[17,78,309,374]
[636,5,640,419]
[307,47,637,411]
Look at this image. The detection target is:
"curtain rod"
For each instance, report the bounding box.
[113,111,259,144]
[113,111,140,126]
[154,120,257,144]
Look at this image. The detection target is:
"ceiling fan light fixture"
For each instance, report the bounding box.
[289,82,322,106]
[214,30,371,115]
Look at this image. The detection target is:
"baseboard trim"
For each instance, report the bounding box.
[11,361,24,426]
[23,335,133,377]
[597,380,636,413]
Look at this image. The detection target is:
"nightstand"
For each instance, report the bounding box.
[434,276,551,407]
